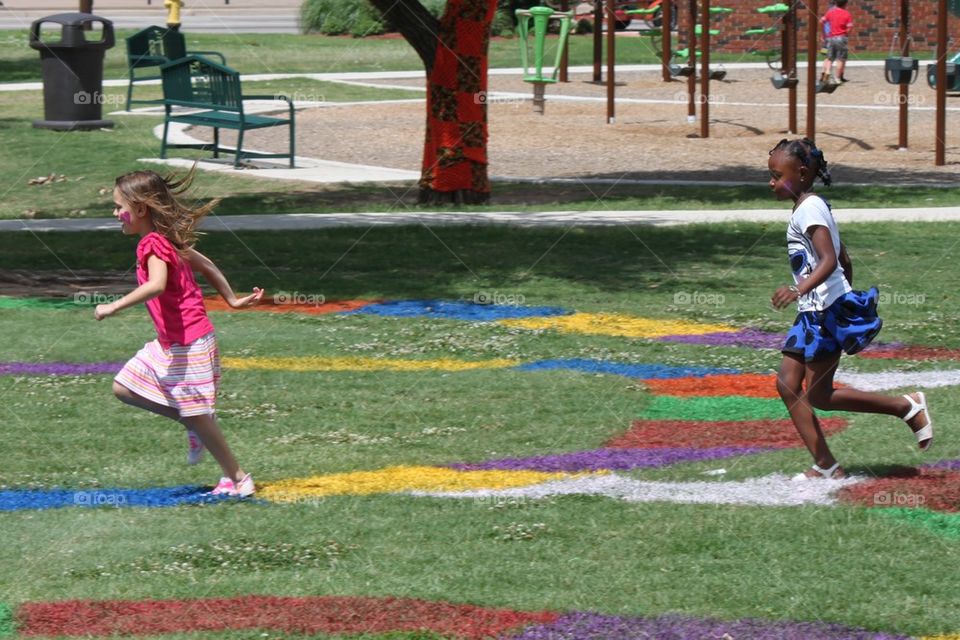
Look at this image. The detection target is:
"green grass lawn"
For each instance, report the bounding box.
[1,222,959,637]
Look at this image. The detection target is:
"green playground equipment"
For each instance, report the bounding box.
[516,4,574,114]
[745,3,798,88]
[638,6,731,80]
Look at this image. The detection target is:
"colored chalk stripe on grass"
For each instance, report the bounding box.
[0,485,225,512]
[221,356,521,373]
[517,359,736,379]
[0,602,13,638]
[0,362,122,376]
[656,328,787,349]
[204,295,374,315]
[13,595,558,639]
[607,418,849,450]
[346,299,571,321]
[838,468,960,513]
[643,373,779,397]
[500,312,736,338]
[858,346,960,361]
[447,446,770,473]
[413,473,864,507]
[0,296,76,310]
[835,369,960,392]
[640,395,845,421]
[871,508,960,540]
[507,611,913,640]
[257,466,589,501]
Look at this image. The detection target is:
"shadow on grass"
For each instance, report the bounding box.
[0,223,786,300]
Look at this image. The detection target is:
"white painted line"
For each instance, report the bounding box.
[410,472,864,506]
[836,369,960,392]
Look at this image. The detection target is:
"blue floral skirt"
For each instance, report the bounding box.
[782,288,883,361]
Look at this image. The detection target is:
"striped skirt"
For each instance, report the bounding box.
[114,332,220,417]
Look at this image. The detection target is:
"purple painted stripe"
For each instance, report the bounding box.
[0,362,123,376]
[657,329,786,349]
[928,459,960,471]
[449,446,770,473]
[505,611,912,640]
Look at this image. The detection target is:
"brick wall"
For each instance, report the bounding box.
[660,1,960,54]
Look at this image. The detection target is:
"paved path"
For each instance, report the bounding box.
[3,207,960,232]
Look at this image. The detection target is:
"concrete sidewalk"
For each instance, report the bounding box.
[3,207,960,233]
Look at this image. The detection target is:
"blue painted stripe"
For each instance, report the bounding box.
[0,486,231,511]
[344,299,571,321]
[517,359,738,379]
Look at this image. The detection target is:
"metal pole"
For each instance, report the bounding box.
[806,0,817,141]
[700,0,710,137]
[593,0,603,82]
[936,0,947,165]
[607,0,616,123]
[898,0,909,149]
[662,0,673,81]
[687,0,696,121]
[560,0,570,83]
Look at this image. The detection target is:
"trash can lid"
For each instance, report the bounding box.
[29,13,114,50]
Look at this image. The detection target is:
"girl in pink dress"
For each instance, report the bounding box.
[95,168,262,496]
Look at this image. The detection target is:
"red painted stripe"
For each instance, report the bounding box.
[606,418,848,450]
[859,346,960,361]
[204,296,376,316]
[838,469,960,513]
[17,595,558,638]
[644,374,780,398]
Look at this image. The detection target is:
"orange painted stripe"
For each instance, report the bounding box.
[203,296,375,316]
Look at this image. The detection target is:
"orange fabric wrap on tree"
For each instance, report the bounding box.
[420,0,497,195]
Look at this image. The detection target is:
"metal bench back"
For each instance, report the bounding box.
[161,55,243,113]
[126,25,186,68]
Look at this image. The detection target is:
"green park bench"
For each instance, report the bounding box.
[159,55,296,169]
[126,25,226,106]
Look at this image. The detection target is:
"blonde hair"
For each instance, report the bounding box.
[114,165,219,255]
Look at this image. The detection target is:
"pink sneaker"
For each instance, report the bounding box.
[207,474,255,497]
[234,473,255,497]
[186,430,206,465]
[209,477,235,495]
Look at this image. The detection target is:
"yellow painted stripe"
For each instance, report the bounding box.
[259,465,595,500]
[922,636,960,639]
[222,356,520,373]
[499,312,735,338]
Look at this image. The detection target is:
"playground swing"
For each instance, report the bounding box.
[637,7,731,80]
[926,39,960,92]
[884,33,920,84]
[515,4,574,114]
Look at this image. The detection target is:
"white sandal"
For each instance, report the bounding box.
[902,392,934,451]
[791,462,842,482]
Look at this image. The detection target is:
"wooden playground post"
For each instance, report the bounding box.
[662,0,673,82]
[700,0,710,137]
[806,0,818,140]
[687,0,697,120]
[784,2,797,133]
[594,0,603,82]
[897,0,910,149]
[936,0,947,165]
[607,0,616,123]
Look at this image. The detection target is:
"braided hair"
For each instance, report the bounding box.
[769,138,832,187]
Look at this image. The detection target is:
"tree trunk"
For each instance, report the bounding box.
[418,0,497,203]
[369,0,497,204]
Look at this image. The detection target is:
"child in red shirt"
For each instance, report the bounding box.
[820,0,853,84]
[95,167,263,497]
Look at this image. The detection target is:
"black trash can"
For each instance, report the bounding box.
[29,13,115,130]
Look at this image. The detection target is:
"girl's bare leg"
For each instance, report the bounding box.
[804,356,931,447]
[114,381,246,482]
[180,413,245,483]
[777,353,843,477]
